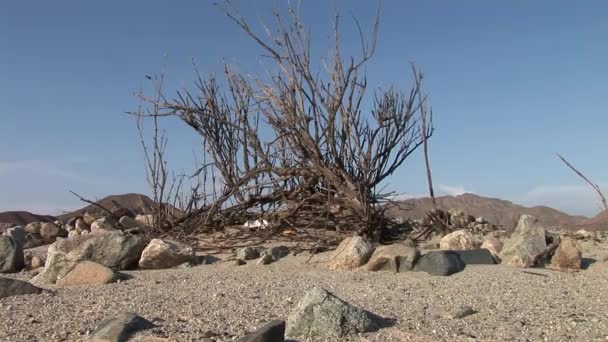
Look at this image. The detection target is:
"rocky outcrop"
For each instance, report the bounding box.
[138,239,196,269]
[365,242,419,272]
[499,215,547,267]
[0,236,24,273]
[286,287,385,339]
[327,236,375,271]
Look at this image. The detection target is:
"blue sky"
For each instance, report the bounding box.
[1,1,607,217]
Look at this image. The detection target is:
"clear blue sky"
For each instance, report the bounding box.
[1,1,606,217]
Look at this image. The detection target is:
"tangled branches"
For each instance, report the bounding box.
[134,2,434,242]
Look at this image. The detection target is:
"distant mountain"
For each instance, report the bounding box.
[577,210,608,231]
[58,193,157,221]
[0,211,56,226]
[387,193,586,230]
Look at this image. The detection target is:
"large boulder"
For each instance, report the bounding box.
[30,232,145,285]
[440,229,477,250]
[286,287,384,339]
[8,225,45,249]
[138,239,196,269]
[413,251,465,276]
[551,237,582,271]
[0,236,24,273]
[40,222,66,243]
[499,215,547,267]
[0,278,43,299]
[365,242,419,272]
[327,236,375,271]
[56,261,118,287]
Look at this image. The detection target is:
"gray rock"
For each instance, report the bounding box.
[6,225,45,249]
[365,243,419,272]
[0,236,24,273]
[413,251,466,276]
[261,246,289,262]
[31,232,145,285]
[237,247,260,260]
[237,320,285,342]
[451,249,496,265]
[286,287,385,339]
[138,239,196,269]
[257,254,273,265]
[90,313,155,342]
[40,222,66,243]
[0,277,43,299]
[499,215,547,267]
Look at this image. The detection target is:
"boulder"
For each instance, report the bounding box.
[365,243,419,272]
[451,249,495,265]
[90,313,155,342]
[236,320,285,342]
[285,287,384,339]
[551,237,582,271]
[327,236,375,271]
[119,216,143,229]
[135,214,154,226]
[24,222,42,235]
[30,232,145,285]
[481,237,503,258]
[237,247,260,261]
[56,261,118,286]
[75,218,90,233]
[499,215,547,267]
[413,251,465,276]
[139,239,196,269]
[440,229,477,250]
[0,236,24,273]
[40,222,66,243]
[83,211,100,226]
[0,278,43,299]
[91,217,119,234]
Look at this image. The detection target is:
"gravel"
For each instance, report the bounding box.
[1,251,608,341]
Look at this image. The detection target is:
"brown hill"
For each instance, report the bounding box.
[387,193,586,230]
[577,210,608,230]
[0,211,56,226]
[58,193,157,221]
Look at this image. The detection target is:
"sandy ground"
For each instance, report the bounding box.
[1,240,608,342]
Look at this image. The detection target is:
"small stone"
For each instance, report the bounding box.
[91,217,119,234]
[365,243,419,272]
[29,255,44,270]
[90,313,155,342]
[119,216,143,229]
[56,261,118,287]
[261,246,290,262]
[257,254,273,265]
[327,236,375,271]
[234,259,246,266]
[139,239,196,269]
[440,229,477,250]
[237,247,260,260]
[451,306,477,319]
[286,287,384,339]
[551,237,582,271]
[83,211,100,226]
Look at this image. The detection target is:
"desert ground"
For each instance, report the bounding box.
[1,236,608,342]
